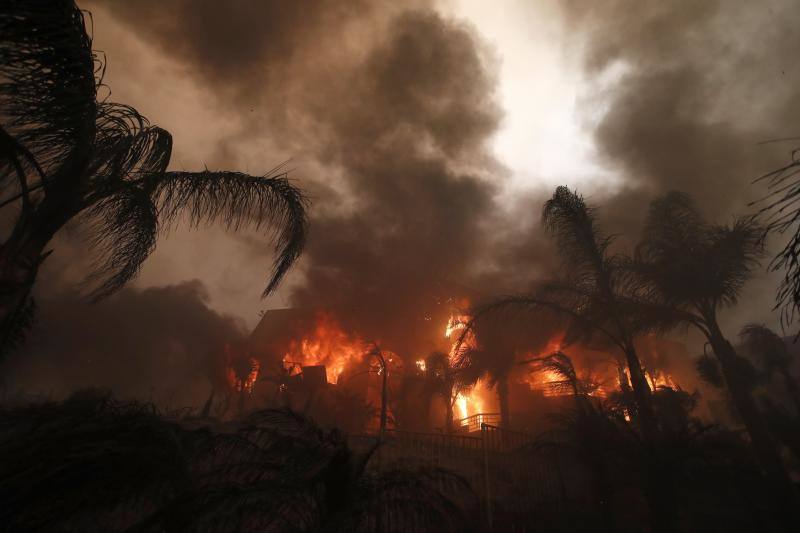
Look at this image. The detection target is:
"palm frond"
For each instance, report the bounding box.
[0,0,96,186]
[752,151,800,323]
[524,351,579,396]
[542,186,612,282]
[80,185,158,299]
[706,217,764,308]
[637,191,764,311]
[153,170,308,296]
[337,467,478,532]
[87,103,172,188]
[69,104,173,297]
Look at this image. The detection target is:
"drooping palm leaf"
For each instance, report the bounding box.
[637,191,764,311]
[753,150,800,323]
[0,0,96,192]
[153,170,307,296]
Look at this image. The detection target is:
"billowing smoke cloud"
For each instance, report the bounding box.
[556,0,800,336]
[2,281,244,404]
[90,0,515,359]
[562,0,800,232]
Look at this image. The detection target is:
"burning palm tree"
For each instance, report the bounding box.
[0,1,307,355]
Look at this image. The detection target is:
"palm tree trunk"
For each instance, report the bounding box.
[619,347,675,533]
[497,378,510,429]
[379,358,388,440]
[622,346,657,441]
[705,318,798,527]
[0,221,57,356]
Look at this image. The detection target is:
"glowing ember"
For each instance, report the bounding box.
[415,359,426,372]
[282,312,364,383]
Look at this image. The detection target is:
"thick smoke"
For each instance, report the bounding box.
[2,281,244,404]
[91,0,514,359]
[557,0,800,337]
[563,0,800,231]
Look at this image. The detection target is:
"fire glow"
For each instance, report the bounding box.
[282,312,365,383]
[445,312,491,422]
[225,345,260,394]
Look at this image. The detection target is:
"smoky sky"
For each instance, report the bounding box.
[2,281,244,404]
[564,0,800,231]
[560,0,800,334]
[6,0,799,397]
[89,0,515,358]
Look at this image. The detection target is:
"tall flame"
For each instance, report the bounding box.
[444,313,489,421]
[282,312,365,383]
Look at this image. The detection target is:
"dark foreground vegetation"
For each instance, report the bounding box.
[0,389,478,532]
[2,384,798,532]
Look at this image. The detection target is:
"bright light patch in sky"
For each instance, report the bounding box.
[442,0,610,194]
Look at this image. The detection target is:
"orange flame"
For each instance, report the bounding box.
[282,312,365,383]
[225,345,260,394]
[444,313,491,421]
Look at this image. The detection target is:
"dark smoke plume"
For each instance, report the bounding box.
[2,281,244,405]
[93,0,513,359]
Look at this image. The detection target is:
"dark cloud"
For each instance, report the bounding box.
[563,0,800,231]
[93,0,512,358]
[3,281,244,405]
[555,0,800,340]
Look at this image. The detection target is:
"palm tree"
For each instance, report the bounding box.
[453,317,521,428]
[753,148,800,324]
[740,323,800,415]
[422,351,459,433]
[636,191,798,523]
[458,187,668,438]
[0,1,307,354]
[527,352,621,532]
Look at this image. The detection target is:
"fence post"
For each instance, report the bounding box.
[482,423,493,530]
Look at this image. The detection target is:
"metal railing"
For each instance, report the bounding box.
[455,412,501,433]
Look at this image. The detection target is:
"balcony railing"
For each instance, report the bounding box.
[455,412,501,433]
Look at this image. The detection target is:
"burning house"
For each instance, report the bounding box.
[246,295,696,436]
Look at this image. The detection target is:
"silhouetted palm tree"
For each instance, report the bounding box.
[424,351,458,433]
[636,191,798,524]
[453,318,522,428]
[0,1,307,354]
[754,148,800,324]
[459,187,672,438]
[740,323,800,414]
[523,350,599,404]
